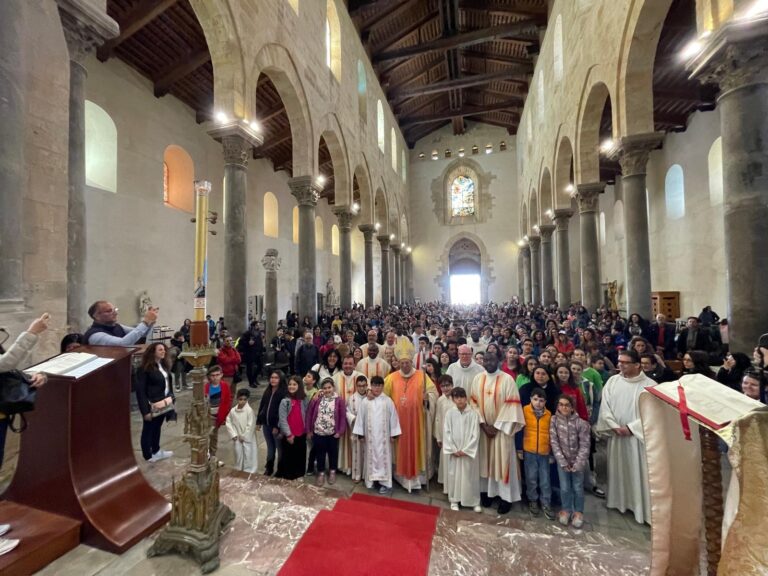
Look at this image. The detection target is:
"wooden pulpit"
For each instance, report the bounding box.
[3,346,170,553]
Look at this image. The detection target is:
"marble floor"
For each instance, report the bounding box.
[0,379,651,575]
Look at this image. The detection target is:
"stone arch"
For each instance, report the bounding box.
[539,166,553,222]
[353,156,374,223]
[521,199,529,236]
[431,157,495,225]
[251,43,313,176]
[188,0,247,119]
[374,186,389,234]
[317,113,351,207]
[528,188,539,230]
[575,74,615,184]
[399,213,409,246]
[554,135,575,207]
[434,232,496,304]
[617,0,676,137]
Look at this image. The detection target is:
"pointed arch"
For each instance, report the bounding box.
[353,157,374,224]
[317,113,351,207]
[554,135,575,207]
[576,75,614,184]
[374,186,388,234]
[528,188,539,230]
[435,231,496,304]
[377,100,385,152]
[539,167,553,222]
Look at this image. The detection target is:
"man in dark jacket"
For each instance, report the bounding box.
[676,317,712,356]
[238,321,264,388]
[647,313,676,359]
[295,331,320,377]
[640,354,676,383]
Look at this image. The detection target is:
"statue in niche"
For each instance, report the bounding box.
[326,279,337,307]
[138,291,153,316]
[608,281,619,312]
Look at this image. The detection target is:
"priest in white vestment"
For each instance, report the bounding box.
[443,388,482,511]
[595,348,655,524]
[446,344,485,390]
[353,375,401,494]
[356,343,390,379]
[334,355,362,476]
[470,351,525,514]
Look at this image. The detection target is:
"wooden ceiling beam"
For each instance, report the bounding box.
[382,55,444,89]
[97,0,181,61]
[154,48,211,97]
[360,0,416,35]
[373,19,539,63]
[463,51,533,69]
[400,98,525,127]
[459,0,548,18]
[390,70,528,102]
[373,9,438,53]
[256,131,293,155]
[348,0,383,15]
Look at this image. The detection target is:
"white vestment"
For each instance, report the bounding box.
[470,370,524,503]
[443,406,481,507]
[346,391,368,481]
[434,394,454,484]
[356,357,390,379]
[353,394,402,488]
[334,370,362,475]
[595,371,655,524]
[446,360,485,391]
[225,404,258,473]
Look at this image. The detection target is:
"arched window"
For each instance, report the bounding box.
[264,191,279,238]
[450,175,476,217]
[391,128,397,171]
[402,149,407,183]
[85,100,117,193]
[708,137,723,206]
[357,60,367,123]
[292,206,299,244]
[286,0,298,14]
[554,15,564,83]
[163,145,195,212]
[315,216,324,249]
[599,211,606,246]
[377,100,385,152]
[325,0,341,80]
[537,71,545,124]
[665,164,686,220]
[331,224,339,255]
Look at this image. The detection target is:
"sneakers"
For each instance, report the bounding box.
[528,501,541,516]
[0,538,19,556]
[592,486,606,499]
[450,503,460,511]
[558,511,570,526]
[328,470,337,485]
[0,525,9,537]
[473,506,483,513]
[542,505,555,521]
[378,485,392,495]
[572,512,584,529]
[316,472,325,487]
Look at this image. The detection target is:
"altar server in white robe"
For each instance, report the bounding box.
[434,374,455,484]
[446,344,485,390]
[470,351,525,514]
[346,374,369,482]
[353,375,401,494]
[443,387,482,512]
[225,389,258,473]
[595,349,655,525]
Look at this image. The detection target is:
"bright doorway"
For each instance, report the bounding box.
[450,274,481,305]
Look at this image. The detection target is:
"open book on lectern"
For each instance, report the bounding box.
[24,352,113,378]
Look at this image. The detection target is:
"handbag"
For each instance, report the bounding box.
[150,396,174,417]
[0,370,37,432]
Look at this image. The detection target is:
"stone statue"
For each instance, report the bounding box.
[139,291,153,316]
[608,281,619,312]
[326,278,337,307]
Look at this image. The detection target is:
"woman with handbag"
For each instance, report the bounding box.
[135,343,176,463]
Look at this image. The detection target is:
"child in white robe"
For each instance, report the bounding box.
[434,374,455,485]
[443,387,482,512]
[225,388,258,473]
[353,375,401,494]
[346,375,369,482]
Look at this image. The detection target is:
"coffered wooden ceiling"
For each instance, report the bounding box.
[348,0,546,146]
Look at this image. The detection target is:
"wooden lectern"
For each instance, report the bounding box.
[3,346,170,553]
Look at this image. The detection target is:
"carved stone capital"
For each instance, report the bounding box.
[552,209,573,231]
[538,223,555,241]
[222,135,252,167]
[376,235,391,250]
[289,175,321,207]
[391,245,402,256]
[688,16,768,94]
[358,224,375,241]
[208,122,262,167]
[576,182,605,214]
[520,245,531,259]
[261,249,281,272]
[333,208,354,232]
[57,0,119,65]
[528,234,541,253]
[615,133,664,177]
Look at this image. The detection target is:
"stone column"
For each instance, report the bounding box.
[377,235,391,308]
[208,124,262,336]
[689,18,768,353]
[404,252,413,303]
[553,209,574,306]
[539,224,556,305]
[517,248,525,300]
[576,182,605,312]
[528,235,542,305]
[57,1,118,330]
[616,133,663,318]
[392,245,402,305]
[289,176,322,322]
[261,249,280,342]
[521,246,532,304]
[358,224,375,307]
[333,209,353,309]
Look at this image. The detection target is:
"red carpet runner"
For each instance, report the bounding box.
[279,492,440,576]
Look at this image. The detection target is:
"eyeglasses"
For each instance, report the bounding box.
[617,360,638,365]
[557,402,572,408]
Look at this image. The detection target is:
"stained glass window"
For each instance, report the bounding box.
[451,176,475,216]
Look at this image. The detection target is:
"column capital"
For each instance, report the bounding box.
[332,208,354,232]
[289,175,322,206]
[528,234,541,250]
[613,133,664,177]
[208,122,262,167]
[377,235,391,249]
[261,248,281,272]
[576,182,605,214]
[391,245,402,256]
[688,16,768,94]
[520,244,531,257]
[57,0,119,65]
[552,209,574,231]
[358,223,375,239]
[538,223,555,240]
